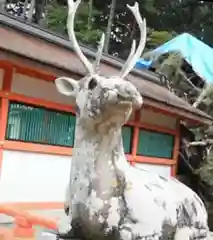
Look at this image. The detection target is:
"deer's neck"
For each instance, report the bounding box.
[70,119,128,201]
[74,120,125,166]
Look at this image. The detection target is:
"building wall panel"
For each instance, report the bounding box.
[140,108,176,130]
[0,150,71,203]
[11,73,71,105]
[134,163,171,177]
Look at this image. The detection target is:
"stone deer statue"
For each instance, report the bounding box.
[55,0,209,239]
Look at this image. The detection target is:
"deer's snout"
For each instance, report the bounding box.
[116,81,143,109]
[132,94,143,109]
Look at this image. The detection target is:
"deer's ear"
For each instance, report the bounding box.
[55,77,79,97]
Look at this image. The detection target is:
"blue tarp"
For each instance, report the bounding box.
[136,33,213,84]
[135,59,152,69]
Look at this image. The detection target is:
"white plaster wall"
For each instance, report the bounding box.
[0,69,4,90]
[0,150,71,203]
[11,73,72,105]
[134,163,171,177]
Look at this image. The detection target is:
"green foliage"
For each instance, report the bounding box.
[142,0,158,14]
[146,30,176,49]
[194,83,213,185]
[5,0,213,56]
[202,85,213,108]
[75,28,102,46]
[150,49,213,186]
[153,0,213,48]
[198,153,213,186]
[46,0,102,47]
[46,1,67,35]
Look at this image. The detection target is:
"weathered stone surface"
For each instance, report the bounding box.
[54,0,211,239]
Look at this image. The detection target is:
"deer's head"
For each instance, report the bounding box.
[55,0,146,130]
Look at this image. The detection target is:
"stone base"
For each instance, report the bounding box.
[37,230,82,240]
[36,230,57,240]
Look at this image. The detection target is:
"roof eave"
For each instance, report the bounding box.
[143,98,213,126]
[0,13,160,84]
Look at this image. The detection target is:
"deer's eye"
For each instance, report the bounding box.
[88,78,97,90]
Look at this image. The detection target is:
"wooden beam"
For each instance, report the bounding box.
[3,140,72,156]
[0,91,75,114]
[131,111,140,165]
[171,120,180,176]
[0,66,13,177]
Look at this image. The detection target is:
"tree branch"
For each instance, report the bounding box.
[104,0,117,53]
[188,139,213,147]
[179,70,201,94]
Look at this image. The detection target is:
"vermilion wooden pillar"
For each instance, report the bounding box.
[171,119,180,177]
[0,65,13,176]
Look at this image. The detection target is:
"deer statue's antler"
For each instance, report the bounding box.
[119,2,147,79]
[67,0,94,74]
[67,0,106,75]
[67,0,145,78]
[93,33,105,73]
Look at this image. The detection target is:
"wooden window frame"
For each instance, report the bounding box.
[6,101,76,147]
[126,110,180,177]
[0,92,75,156]
[136,128,175,159]
[122,125,133,154]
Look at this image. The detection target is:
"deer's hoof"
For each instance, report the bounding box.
[57,215,72,235]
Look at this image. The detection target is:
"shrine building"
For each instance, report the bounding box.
[0,14,212,208]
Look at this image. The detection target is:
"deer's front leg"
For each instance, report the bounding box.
[119,225,133,240]
[57,205,72,234]
[57,186,72,235]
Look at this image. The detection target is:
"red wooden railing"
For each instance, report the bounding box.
[0,205,58,239]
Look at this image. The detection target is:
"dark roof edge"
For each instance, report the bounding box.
[151,99,213,123]
[0,13,161,84]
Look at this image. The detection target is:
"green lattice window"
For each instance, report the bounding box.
[122,126,133,154]
[137,129,174,159]
[6,102,76,147]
